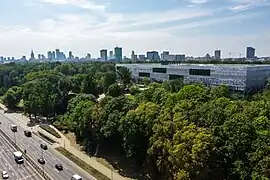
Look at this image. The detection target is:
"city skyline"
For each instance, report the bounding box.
[0,0,270,58]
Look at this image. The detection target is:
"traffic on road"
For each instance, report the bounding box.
[0,132,42,180]
[0,111,94,180]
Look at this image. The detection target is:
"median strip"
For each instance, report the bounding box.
[55,147,110,180]
[39,124,61,138]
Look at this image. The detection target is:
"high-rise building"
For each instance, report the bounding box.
[246,47,255,59]
[100,49,108,61]
[47,51,52,60]
[55,49,60,60]
[131,51,137,62]
[86,53,91,60]
[161,51,169,60]
[214,50,221,60]
[147,51,159,61]
[68,51,73,60]
[52,51,56,60]
[138,55,146,61]
[114,47,122,61]
[109,51,114,59]
[30,50,35,60]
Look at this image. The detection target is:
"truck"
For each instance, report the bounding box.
[10,125,17,132]
[13,151,24,163]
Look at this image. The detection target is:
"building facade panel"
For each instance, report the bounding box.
[116,64,270,92]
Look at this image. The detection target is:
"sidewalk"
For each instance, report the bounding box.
[0,104,129,180]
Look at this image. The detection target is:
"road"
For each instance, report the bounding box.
[0,111,95,180]
[0,131,43,180]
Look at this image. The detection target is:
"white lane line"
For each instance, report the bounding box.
[4,162,7,166]
[63,166,68,170]
[18,173,36,180]
[54,168,59,173]
[34,151,38,155]
[52,156,56,160]
[12,172,15,176]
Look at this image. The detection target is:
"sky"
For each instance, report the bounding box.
[0,0,270,58]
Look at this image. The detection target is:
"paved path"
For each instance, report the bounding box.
[0,104,129,180]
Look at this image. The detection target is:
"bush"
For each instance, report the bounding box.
[40,124,61,138]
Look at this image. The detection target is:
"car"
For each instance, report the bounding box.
[71,174,82,180]
[2,170,9,179]
[40,143,48,150]
[38,158,45,165]
[24,130,32,137]
[55,164,63,171]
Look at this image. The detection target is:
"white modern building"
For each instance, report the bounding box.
[116,63,270,92]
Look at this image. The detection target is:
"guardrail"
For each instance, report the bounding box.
[0,128,52,180]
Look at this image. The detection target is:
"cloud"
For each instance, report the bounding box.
[188,0,209,4]
[229,0,269,11]
[40,0,106,12]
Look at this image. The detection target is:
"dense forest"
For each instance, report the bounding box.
[1,62,270,180]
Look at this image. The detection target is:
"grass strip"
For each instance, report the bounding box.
[40,124,61,138]
[55,147,110,180]
[37,131,56,144]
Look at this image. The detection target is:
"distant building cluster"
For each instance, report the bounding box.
[0,45,269,64]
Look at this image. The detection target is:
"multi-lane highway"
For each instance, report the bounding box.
[0,131,43,180]
[0,110,95,180]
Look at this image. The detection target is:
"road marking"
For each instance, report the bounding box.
[63,166,68,170]
[54,168,59,173]
[52,156,56,160]
[34,151,38,155]
[12,172,15,176]
[18,174,36,180]
[21,170,24,173]
[4,162,7,166]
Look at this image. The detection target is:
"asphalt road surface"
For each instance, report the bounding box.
[0,132,43,180]
[0,111,95,180]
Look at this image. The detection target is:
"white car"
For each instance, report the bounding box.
[2,170,9,179]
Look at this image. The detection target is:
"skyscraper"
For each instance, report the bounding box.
[109,51,114,59]
[114,47,122,61]
[68,51,73,60]
[55,49,60,60]
[131,51,137,62]
[30,50,35,60]
[214,50,221,60]
[147,51,159,61]
[47,51,52,60]
[52,51,56,60]
[100,49,108,61]
[246,47,255,59]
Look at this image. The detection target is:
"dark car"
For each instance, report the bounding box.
[40,144,48,150]
[24,130,32,137]
[38,158,45,165]
[55,164,63,171]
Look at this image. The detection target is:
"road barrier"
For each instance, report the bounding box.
[0,128,52,180]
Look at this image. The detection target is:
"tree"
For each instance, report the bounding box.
[2,86,22,108]
[107,83,122,97]
[117,66,131,88]
[119,102,160,165]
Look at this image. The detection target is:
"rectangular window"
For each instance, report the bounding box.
[169,74,184,80]
[189,69,211,76]
[152,68,167,73]
[139,72,150,77]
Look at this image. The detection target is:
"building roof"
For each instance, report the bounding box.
[116,63,270,68]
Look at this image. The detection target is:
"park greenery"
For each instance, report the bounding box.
[1,62,270,179]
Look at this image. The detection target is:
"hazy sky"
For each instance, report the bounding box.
[0,0,269,58]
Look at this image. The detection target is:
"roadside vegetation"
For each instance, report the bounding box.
[0,62,270,179]
[39,124,61,138]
